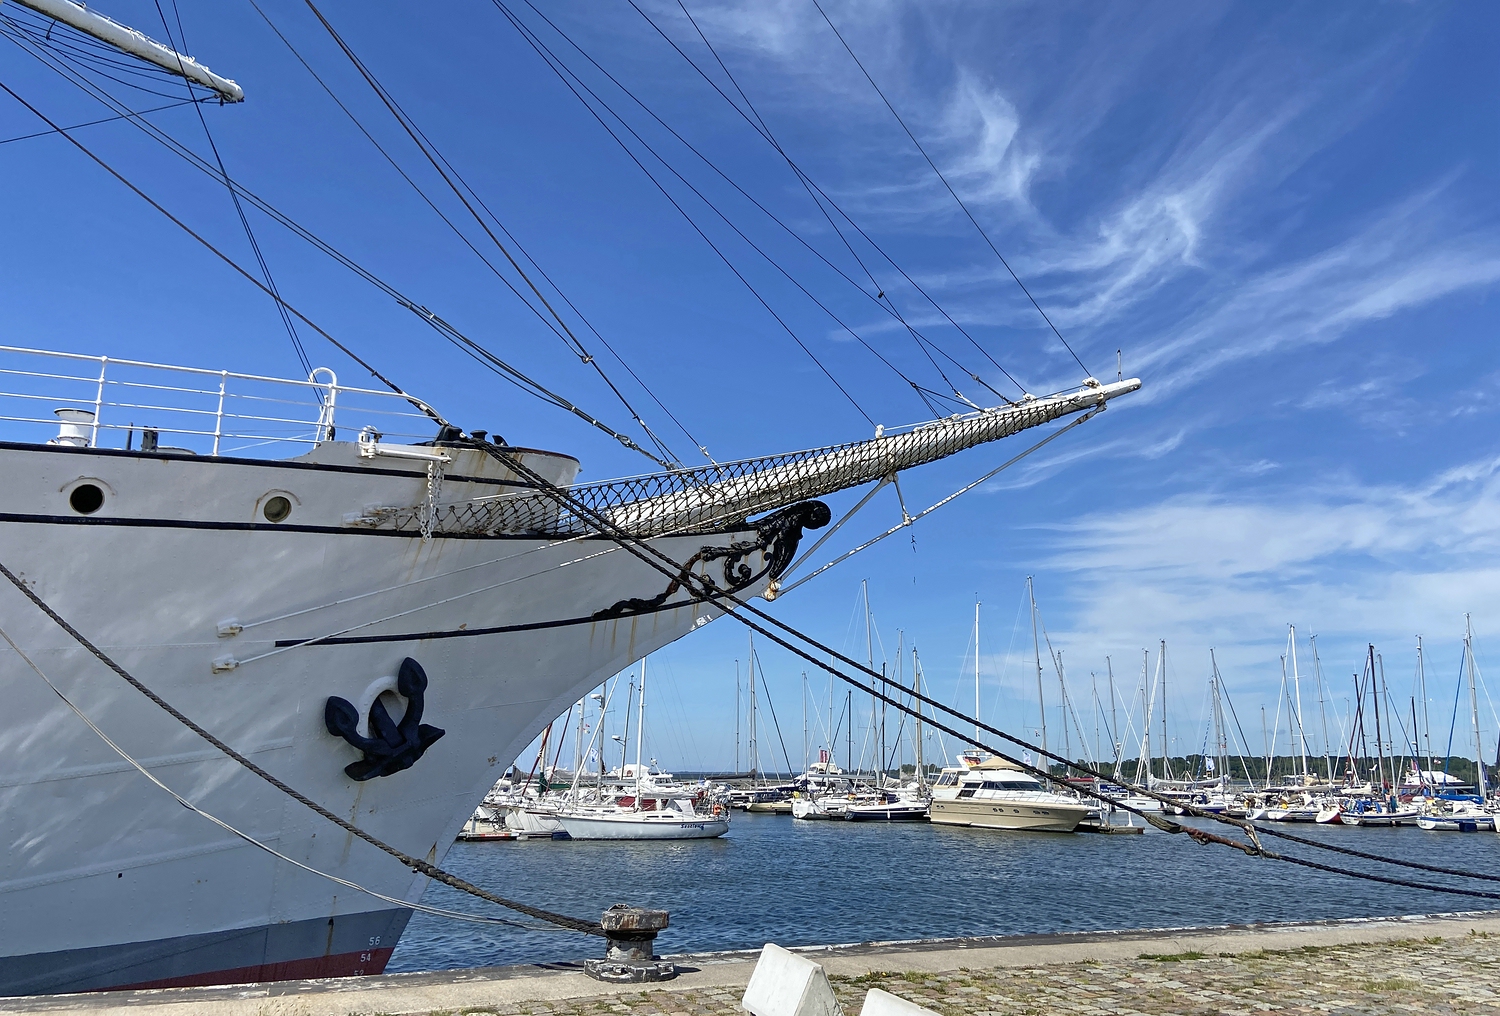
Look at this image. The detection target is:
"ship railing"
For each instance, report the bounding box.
[0,345,436,458]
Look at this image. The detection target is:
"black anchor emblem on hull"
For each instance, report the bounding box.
[324,657,446,781]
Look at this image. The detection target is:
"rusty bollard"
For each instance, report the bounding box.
[583,904,676,983]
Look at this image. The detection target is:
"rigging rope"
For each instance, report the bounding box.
[0,60,667,463]
[0,76,440,424]
[806,0,1091,377]
[300,0,683,468]
[455,437,1500,898]
[618,0,1029,397]
[0,561,605,936]
[0,96,200,145]
[514,0,1018,407]
[488,4,875,428]
[495,2,952,420]
[152,0,313,378]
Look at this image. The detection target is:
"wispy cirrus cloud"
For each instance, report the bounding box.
[1034,454,1500,695]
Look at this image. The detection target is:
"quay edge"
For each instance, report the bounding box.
[6,908,1500,1016]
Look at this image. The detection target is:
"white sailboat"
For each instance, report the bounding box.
[553,657,730,840]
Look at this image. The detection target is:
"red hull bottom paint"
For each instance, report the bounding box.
[117,947,396,991]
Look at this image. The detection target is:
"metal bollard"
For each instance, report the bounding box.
[583,904,676,983]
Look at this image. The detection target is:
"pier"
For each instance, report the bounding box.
[7,910,1499,1016]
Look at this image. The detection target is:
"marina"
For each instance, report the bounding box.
[0,0,1496,1009]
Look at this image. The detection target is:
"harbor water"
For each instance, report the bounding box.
[388,812,1500,973]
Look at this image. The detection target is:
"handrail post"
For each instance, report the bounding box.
[310,367,338,444]
[212,370,227,456]
[91,356,107,448]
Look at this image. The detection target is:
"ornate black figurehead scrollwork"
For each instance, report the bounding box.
[324,657,446,781]
[593,500,831,621]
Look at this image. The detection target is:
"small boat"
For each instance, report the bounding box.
[843,792,929,821]
[553,792,730,840]
[1314,805,1343,824]
[1416,812,1492,832]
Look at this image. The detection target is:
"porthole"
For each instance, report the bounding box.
[69,483,104,515]
[262,495,292,523]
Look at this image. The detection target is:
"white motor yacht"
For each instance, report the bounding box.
[928,757,1092,833]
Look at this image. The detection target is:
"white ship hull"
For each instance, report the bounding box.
[552,814,729,840]
[0,440,793,994]
[929,797,1091,833]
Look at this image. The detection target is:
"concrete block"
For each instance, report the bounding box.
[742,943,839,1016]
[860,988,941,1016]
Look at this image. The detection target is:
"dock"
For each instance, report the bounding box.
[7,910,1499,1016]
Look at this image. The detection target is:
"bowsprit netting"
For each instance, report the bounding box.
[370,379,1137,538]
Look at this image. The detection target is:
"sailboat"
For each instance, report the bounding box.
[0,0,1139,995]
[1418,618,1494,831]
[552,658,729,840]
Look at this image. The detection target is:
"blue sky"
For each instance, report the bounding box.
[3,1,1498,773]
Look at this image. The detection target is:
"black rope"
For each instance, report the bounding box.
[300,0,680,468]
[152,0,314,378]
[488,2,876,427]
[806,0,1091,378]
[0,59,665,461]
[242,1,687,465]
[619,0,1029,398]
[0,560,604,936]
[496,3,946,420]
[0,97,198,145]
[458,436,1500,899]
[0,76,441,424]
[669,0,972,409]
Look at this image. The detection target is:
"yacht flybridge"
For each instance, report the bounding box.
[0,0,1141,997]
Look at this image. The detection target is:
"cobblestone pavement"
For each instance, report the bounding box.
[426,933,1500,1016]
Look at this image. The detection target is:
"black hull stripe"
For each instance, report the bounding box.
[0,512,757,542]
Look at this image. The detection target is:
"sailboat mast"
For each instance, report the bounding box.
[1029,578,1047,753]
[802,672,808,774]
[976,597,984,747]
[1137,648,1153,787]
[913,646,925,790]
[1289,625,1308,781]
[748,632,758,782]
[1209,650,1224,784]
[1108,656,1121,778]
[1312,634,1332,782]
[635,657,647,806]
[735,661,741,774]
[864,579,874,783]
[1465,615,1488,797]
[1158,642,1171,782]
[1368,645,1387,794]
[1417,635,1434,781]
